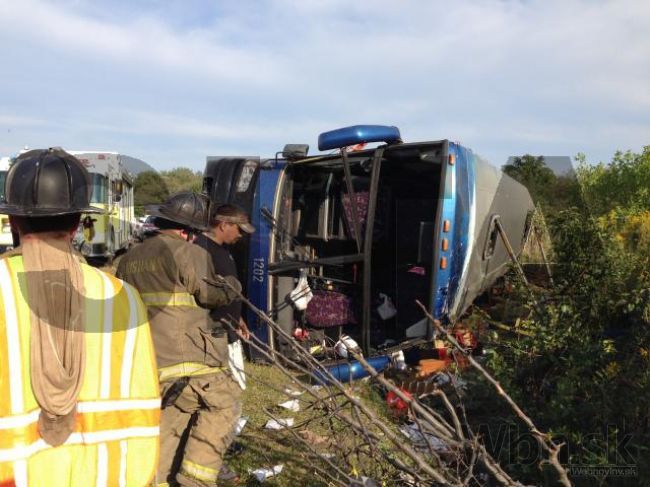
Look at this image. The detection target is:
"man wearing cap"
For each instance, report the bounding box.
[195,203,255,345]
[116,192,242,487]
[0,148,160,486]
[194,204,255,478]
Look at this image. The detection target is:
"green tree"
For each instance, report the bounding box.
[483,208,650,484]
[576,146,650,215]
[503,155,583,214]
[503,155,557,208]
[160,167,203,194]
[478,148,650,484]
[133,171,169,215]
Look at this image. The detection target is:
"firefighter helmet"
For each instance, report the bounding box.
[0,148,101,216]
[147,191,210,232]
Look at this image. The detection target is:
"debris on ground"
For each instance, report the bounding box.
[400,422,451,455]
[250,464,284,482]
[234,417,248,436]
[283,387,304,397]
[264,418,294,430]
[350,476,379,487]
[385,388,412,417]
[415,358,449,377]
[278,399,300,412]
[221,277,570,486]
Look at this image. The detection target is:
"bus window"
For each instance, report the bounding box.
[110,180,120,202]
[91,174,108,204]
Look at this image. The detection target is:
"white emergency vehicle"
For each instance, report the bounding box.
[69,151,135,260]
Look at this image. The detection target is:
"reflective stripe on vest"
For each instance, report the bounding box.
[140,292,198,307]
[0,256,160,487]
[158,362,226,382]
[0,399,161,460]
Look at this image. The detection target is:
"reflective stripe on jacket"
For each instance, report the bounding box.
[158,362,226,383]
[0,255,161,487]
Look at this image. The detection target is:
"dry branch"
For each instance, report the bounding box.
[415,300,571,487]
[207,275,550,486]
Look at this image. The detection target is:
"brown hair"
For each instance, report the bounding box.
[11,214,81,235]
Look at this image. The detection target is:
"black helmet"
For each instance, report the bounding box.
[0,148,101,216]
[147,192,210,232]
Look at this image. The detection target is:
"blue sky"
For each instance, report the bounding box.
[0,0,648,171]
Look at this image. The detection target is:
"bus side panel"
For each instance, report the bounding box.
[245,167,282,349]
[446,144,476,320]
[456,157,534,320]
[432,143,455,319]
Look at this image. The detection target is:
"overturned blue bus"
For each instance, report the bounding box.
[203,126,534,354]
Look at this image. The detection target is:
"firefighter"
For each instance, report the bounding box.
[0,148,161,486]
[116,191,242,487]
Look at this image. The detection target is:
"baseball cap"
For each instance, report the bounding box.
[215,212,255,234]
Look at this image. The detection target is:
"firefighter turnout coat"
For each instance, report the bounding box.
[116,232,237,382]
[0,254,161,487]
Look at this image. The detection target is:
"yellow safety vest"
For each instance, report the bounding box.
[0,255,161,487]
